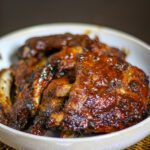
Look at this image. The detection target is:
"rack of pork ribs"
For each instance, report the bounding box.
[0,33,149,138]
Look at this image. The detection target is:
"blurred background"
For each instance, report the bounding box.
[0,0,150,43]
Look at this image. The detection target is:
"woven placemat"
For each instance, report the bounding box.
[0,135,150,150]
[126,135,150,150]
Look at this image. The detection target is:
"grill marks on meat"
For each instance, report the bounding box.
[0,33,149,138]
[63,52,149,134]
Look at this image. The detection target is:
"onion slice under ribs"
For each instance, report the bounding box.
[0,69,13,125]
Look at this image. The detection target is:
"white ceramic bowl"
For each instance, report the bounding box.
[0,23,150,150]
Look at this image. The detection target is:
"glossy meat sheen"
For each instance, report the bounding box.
[11,57,47,98]
[9,63,54,130]
[0,33,149,138]
[63,52,149,133]
[48,46,83,77]
[19,33,126,59]
[30,77,71,135]
[9,45,82,130]
[19,33,91,58]
[30,46,84,135]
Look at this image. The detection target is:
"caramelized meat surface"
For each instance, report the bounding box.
[30,77,71,135]
[9,63,54,130]
[63,52,149,133]
[19,33,93,58]
[9,46,82,130]
[19,33,126,60]
[0,33,149,138]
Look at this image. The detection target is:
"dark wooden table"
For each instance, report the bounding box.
[0,0,150,43]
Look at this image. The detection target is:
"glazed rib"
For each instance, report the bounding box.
[30,46,83,135]
[30,77,71,135]
[0,33,149,138]
[19,33,126,60]
[19,33,90,58]
[9,63,54,130]
[63,52,149,134]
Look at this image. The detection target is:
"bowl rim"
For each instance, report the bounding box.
[0,22,150,142]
